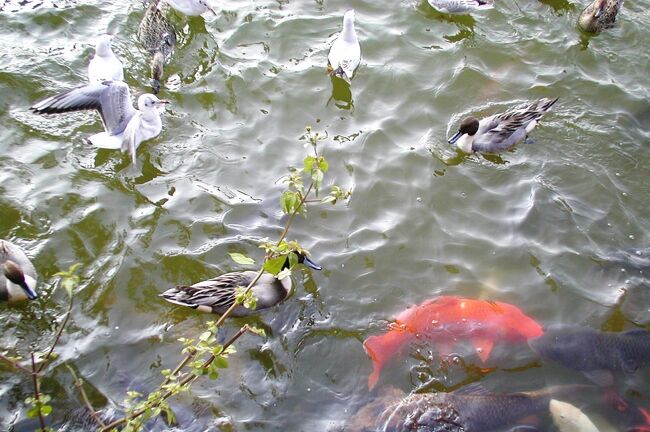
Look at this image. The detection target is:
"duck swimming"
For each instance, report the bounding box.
[578,0,624,33]
[87,34,124,84]
[1,240,38,302]
[448,97,558,154]
[138,0,177,94]
[160,252,322,316]
[31,81,169,164]
[163,0,216,16]
[327,10,361,84]
[427,0,494,14]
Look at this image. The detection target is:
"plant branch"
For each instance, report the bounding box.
[100,325,250,432]
[30,353,46,430]
[0,353,33,375]
[37,295,74,374]
[66,365,106,428]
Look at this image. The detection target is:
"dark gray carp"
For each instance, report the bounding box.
[529,325,650,385]
[368,384,592,432]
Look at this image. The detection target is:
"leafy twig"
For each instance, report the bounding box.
[0,353,33,375]
[30,353,47,430]
[65,364,106,428]
[99,325,250,432]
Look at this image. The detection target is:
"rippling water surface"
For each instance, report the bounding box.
[1,0,649,430]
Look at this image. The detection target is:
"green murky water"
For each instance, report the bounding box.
[1,0,649,430]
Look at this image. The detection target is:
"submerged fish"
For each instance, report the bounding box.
[529,325,650,386]
[373,384,592,432]
[550,399,602,432]
[363,296,543,389]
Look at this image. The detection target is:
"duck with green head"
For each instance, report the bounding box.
[1,240,38,302]
[160,251,322,316]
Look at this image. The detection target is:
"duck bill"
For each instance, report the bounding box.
[21,282,38,300]
[303,256,322,271]
[448,130,462,145]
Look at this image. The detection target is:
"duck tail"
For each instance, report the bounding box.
[160,286,199,309]
[539,97,559,112]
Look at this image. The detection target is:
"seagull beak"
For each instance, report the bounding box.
[303,256,322,271]
[448,130,462,145]
[156,100,170,105]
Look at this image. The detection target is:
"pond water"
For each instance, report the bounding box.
[1,0,649,430]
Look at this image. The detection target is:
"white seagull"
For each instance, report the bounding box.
[87,34,124,84]
[164,0,217,16]
[328,10,361,84]
[448,98,559,154]
[31,81,169,164]
[427,0,494,14]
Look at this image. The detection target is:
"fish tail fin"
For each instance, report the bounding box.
[363,330,410,390]
[87,132,122,149]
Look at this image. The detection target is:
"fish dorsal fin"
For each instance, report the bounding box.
[453,382,491,396]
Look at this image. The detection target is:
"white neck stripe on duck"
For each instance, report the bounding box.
[456,134,475,153]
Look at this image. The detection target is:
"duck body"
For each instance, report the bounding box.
[164,0,216,16]
[161,271,293,316]
[427,0,494,14]
[31,81,169,164]
[448,97,558,154]
[578,0,623,33]
[160,253,322,316]
[328,10,361,84]
[138,0,177,94]
[87,34,124,84]
[1,240,38,302]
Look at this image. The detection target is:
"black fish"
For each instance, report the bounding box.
[529,325,650,385]
[371,384,592,432]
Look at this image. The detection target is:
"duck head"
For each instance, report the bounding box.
[448,117,479,153]
[282,252,322,271]
[3,260,38,300]
[96,34,114,57]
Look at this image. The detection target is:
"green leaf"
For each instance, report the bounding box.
[303,155,316,173]
[228,252,255,265]
[288,252,298,269]
[41,405,52,416]
[318,158,329,173]
[281,191,300,214]
[248,326,267,337]
[312,169,324,190]
[263,256,286,276]
[321,195,336,205]
[213,356,229,369]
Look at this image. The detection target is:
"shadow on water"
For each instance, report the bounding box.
[416,0,477,43]
[327,77,354,111]
[538,0,576,16]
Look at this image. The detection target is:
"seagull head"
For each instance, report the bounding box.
[96,34,114,57]
[138,94,170,112]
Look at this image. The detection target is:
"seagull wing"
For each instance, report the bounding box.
[31,81,136,136]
